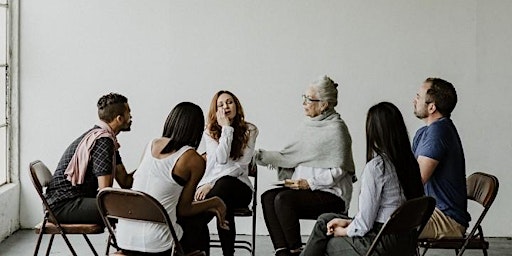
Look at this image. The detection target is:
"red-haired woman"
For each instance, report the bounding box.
[195,90,258,256]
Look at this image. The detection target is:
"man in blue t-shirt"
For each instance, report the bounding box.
[412,77,471,239]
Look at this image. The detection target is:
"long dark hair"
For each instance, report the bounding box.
[366,102,424,200]
[207,90,249,160]
[161,102,205,154]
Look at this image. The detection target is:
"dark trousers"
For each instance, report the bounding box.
[178,212,213,256]
[301,213,416,256]
[261,188,345,251]
[205,176,253,256]
[52,197,103,225]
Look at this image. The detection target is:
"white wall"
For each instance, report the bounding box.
[16,0,512,237]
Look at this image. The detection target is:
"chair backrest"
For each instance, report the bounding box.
[96,187,185,255]
[467,172,498,210]
[456,172,499,256]
[29,160,60,223]
[366,196,436,256]
[29,160,53,196]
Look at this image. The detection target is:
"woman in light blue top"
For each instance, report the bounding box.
[301,102,424,256]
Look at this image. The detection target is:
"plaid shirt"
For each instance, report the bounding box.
[45,126,123,209]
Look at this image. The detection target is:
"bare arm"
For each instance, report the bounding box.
[417,155,439,184]
[97,175,113,189]
[174,150,227,228]
[115,164,134,189]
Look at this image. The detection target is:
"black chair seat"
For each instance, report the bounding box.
[233,207,252,217]
[419,237,489,250]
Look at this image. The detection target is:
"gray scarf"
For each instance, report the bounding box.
[256,109,355,180]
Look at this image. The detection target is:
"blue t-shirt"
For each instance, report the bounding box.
[412,118,470,227]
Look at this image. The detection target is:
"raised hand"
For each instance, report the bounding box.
[216,108,231,127]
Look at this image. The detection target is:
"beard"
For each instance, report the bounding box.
[414,108,428,119]
[120,121,132,132]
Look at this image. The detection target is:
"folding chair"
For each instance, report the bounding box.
[96,187,205,256]
[418,172,499,256]
[210,160,258,256]
[366,196,436,256]
[29,160,104,256]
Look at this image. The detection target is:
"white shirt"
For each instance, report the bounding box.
[198,123,258,190]
[347,155,405,237]
[116,142,193,253]
[292,165,353,212]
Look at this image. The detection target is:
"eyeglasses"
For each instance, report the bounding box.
[302,95,321,104]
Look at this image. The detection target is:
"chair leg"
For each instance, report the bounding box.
[33,231,44,256]
[105,234,112,256]
[483,247,488,256]
[44,234,55,256]
[251,214,256,256]
[82,234,99,256]
[420,247,428,256]
[60,233,78,256]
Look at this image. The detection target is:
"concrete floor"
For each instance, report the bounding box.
[1,229,511,255]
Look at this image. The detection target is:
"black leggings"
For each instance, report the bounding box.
[178,212,213,256]
[261,187,345,251]
[205,176,253,256]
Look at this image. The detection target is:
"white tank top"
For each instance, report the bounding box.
[116,142,193,253]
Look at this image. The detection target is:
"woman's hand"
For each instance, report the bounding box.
[216,108,231,126]
[284,179,310,190]
[194,183,213,201]
[208,196,229,230]
[326,218,351,237]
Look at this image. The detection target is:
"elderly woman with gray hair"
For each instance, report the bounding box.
[256,76,356,256]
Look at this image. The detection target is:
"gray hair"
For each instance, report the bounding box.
[310,75,339,108]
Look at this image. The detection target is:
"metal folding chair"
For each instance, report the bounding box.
[418,172,499,256]
[210,160,258,256]
[366,196,436,256]
[96,187,205,256]
[29,160,103,256]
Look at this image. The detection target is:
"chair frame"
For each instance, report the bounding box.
[418,172,499,256]
[210,161,258,256]
[29,160,102,256]
[366,196,436,256]
[96,187,205,256]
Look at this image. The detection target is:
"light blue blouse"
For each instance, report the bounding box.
[347,155,405,237]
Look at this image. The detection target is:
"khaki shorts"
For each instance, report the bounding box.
[419,208,466,239]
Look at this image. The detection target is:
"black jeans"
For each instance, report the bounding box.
[205,176,253,256]
[261,188,345,251]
